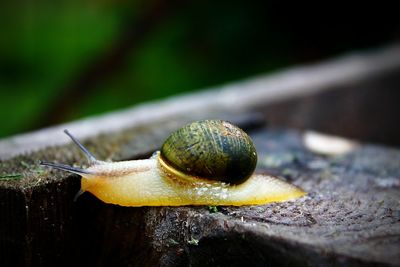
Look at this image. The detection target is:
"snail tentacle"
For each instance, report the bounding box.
[73,189,85,202]
[63,129,102,165]
[39,161,92,175]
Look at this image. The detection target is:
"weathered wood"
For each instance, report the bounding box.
[3,126,399,266]
[1,45,400,266]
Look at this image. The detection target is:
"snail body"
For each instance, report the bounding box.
[41,120,305,206]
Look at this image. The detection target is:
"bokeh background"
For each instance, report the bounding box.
[1,1,399,138]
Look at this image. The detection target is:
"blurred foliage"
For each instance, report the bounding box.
[0,1,399,138]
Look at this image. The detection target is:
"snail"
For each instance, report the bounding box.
[40,120,305,206]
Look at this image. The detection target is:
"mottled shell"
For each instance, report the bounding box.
[160,120,257,184]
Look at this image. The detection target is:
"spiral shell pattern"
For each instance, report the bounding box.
[160,120,257,184]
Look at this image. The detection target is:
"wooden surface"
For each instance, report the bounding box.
[1,123,399,267]
[1,44,400,267]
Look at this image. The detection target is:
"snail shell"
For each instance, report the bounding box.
[40,121,306,206]
[160,120,257,184]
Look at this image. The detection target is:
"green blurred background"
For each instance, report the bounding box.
[0,1,399,138]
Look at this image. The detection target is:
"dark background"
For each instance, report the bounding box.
[1,1,399,138]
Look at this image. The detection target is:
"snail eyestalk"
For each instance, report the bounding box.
[63,129,99,164]
[39,161,91,175]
